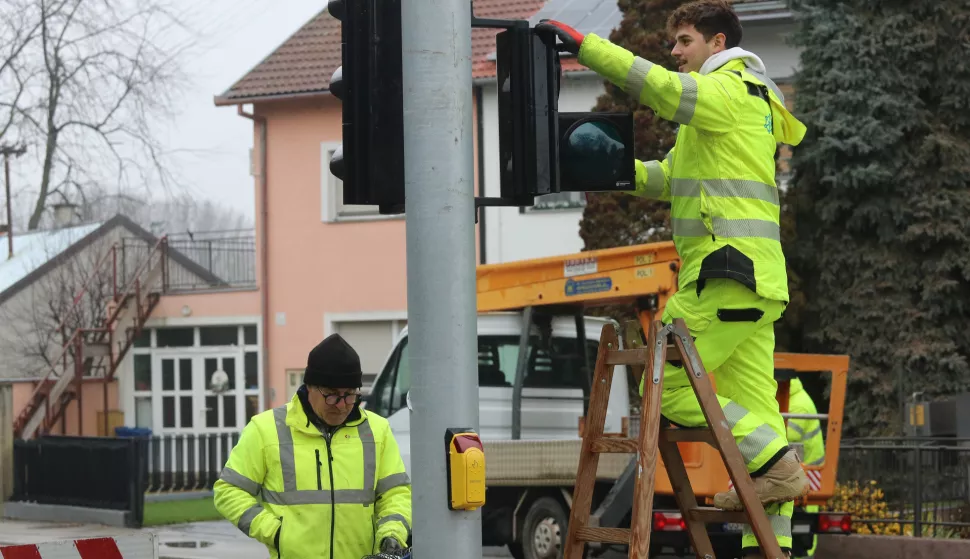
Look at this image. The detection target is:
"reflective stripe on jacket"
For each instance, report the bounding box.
[576,34,807,303]
[787,378,825,466]
[213,393,412,559]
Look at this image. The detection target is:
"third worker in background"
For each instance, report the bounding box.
[539,0,808,556]
[786,375,825,559]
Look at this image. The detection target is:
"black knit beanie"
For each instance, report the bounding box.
[303,333,363,389]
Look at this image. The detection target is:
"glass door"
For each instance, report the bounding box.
[201,353,243,433]
[153,356,196,433]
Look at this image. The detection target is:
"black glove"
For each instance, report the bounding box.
[535,19,586,55]
[380,537,403,554]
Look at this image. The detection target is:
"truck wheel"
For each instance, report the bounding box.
[521,496,568,559]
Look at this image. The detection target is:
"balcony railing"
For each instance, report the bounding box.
[122,230,256,293]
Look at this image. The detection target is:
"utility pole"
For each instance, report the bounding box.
[0,143,27,257]
[400,0,481,557]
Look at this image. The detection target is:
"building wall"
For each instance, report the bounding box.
[152,289,259,322]
[52,380,120,437]
[5,379,118,438]
[251,93,482,408]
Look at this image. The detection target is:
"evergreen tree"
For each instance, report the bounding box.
[786,0,970,437]
[578,0,689,251]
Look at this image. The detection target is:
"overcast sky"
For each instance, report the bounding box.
[2,0,326,227]
[166,0,326,220]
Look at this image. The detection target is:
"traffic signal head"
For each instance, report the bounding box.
[328,0,405,215]
[495,25,561,205]
[557,112,635,192]
[491,22,635,207]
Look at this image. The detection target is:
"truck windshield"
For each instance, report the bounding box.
[369,334,598,417]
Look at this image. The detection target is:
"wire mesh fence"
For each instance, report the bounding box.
[837,438,970,538]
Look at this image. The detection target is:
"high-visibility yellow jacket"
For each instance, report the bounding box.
[787,378,825,467]
[577,34,807,303]
[213,393,412,559]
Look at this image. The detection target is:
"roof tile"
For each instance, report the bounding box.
[216,0,546,104]
[215,0,785,104]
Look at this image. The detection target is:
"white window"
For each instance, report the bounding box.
[327,317,407,392]
[286,368,304,402]
[525,191,586,212]
[321,143,396,221]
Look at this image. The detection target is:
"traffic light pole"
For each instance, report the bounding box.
[400,0,482,558]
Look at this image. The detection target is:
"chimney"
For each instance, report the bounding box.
[52,203,77,227]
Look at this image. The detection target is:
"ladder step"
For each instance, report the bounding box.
[574,526,629,544]
[606,345,680,365]
[664,427,716,445]
[605,348,649,365]
[590,437,639,453]
[689,506,749,524]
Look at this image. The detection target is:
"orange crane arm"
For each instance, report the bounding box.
[476,241,680,312]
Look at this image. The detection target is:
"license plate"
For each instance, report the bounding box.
[723,523,745,532]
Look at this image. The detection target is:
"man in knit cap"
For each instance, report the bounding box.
[215,333,412,558]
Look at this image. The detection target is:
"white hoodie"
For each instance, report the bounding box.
[698,47,786,104]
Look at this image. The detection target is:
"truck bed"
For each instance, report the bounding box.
[483,438,631,486]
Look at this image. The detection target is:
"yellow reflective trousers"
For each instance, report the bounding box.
[640,278,793,551]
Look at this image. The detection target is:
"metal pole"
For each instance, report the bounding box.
[913,444,922,537]
[401,0,481,555]
[4,154,12,257]
[512,306,533,440]
[1,144,27,256]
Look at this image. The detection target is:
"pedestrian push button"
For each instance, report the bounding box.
[445,427,486,511]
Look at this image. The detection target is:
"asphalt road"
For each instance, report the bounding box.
[0,519,645,559]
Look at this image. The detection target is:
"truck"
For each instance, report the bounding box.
[361,241,852,558]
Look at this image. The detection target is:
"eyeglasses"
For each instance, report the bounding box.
[314,388,359,406]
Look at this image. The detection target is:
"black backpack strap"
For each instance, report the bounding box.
[728,69,774,136]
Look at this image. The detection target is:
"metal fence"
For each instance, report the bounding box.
[140,432,240,494]
[121,230,256,293]
[837,438,970,538]
[12,436,147,527]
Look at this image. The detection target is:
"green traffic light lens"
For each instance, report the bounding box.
[560,120,627,186]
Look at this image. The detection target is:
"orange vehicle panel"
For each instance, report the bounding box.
[474,241,849,505]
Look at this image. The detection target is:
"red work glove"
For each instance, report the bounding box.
[535,19,585,55]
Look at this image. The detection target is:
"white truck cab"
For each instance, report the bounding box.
[363,311,631,475]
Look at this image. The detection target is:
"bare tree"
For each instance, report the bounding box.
[0,0,42,144]
[71,188,254,234]
[8,0,191,231]
[0,229,116,380]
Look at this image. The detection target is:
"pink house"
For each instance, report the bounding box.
[210,0,548,412]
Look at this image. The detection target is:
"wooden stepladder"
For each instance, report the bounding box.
[563,318,786,559]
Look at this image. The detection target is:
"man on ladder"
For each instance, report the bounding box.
[538,1,809,555]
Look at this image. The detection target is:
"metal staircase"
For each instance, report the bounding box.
[12,237,168,440]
